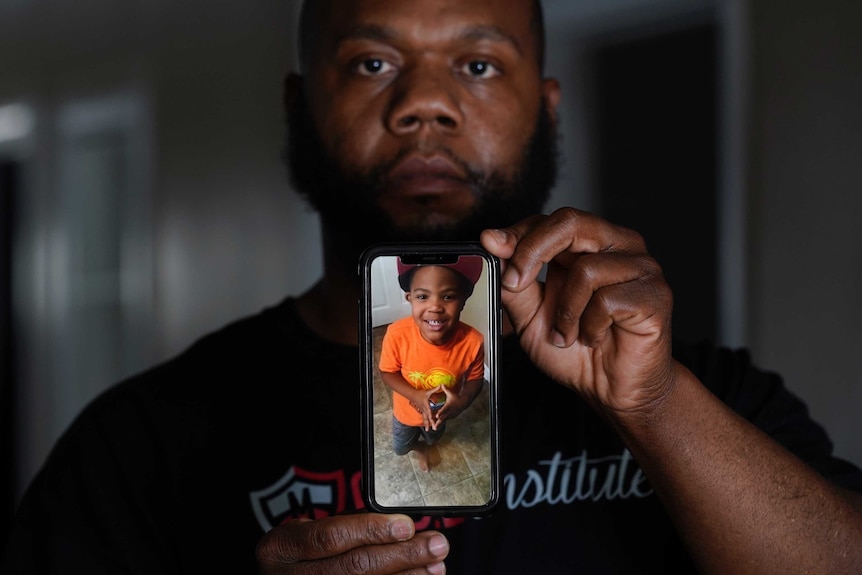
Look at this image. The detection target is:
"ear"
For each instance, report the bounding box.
[405,293,412,303]
[283,72,304,116]
[541,77,561,125]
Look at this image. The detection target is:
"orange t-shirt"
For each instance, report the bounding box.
[379,316,485,427]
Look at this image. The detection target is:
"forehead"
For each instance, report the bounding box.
[307,0,538,60]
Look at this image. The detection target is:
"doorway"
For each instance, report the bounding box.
[592,23,719,345]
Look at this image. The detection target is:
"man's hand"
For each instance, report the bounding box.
[482,208,862,574]
[480,207,676,417]
[256,514,449,574]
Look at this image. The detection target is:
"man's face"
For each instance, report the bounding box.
[288,0,560,248]
[405,266,467,346]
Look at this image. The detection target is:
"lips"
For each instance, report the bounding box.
[386,155,469,195]
[424,318,448,332]
[378,153,476,225]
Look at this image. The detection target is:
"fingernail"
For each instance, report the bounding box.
[429,534,449,557]
[390,518,412,541]
[428,561,447,575]
[552,330,567,348]
[489,228,508,244]
[502,268,520,289]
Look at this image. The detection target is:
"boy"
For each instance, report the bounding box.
[378,256,486,472]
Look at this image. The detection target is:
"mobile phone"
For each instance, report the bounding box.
[359,242,501,516]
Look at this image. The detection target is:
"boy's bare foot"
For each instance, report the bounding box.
[415,446,430,472]
[414,444,440,472]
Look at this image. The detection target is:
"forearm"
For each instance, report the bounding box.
[460,378,484,406]
[612,362,862,574]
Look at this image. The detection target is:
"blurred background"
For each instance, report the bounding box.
[1,0,861,545]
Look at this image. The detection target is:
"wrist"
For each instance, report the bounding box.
[607,360,686,434]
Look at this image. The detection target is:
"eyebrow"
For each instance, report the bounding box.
[336,23,524,56]
[459,24,524,55]
[336,24,394,46]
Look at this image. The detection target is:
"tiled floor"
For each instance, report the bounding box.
[370,325,492,509]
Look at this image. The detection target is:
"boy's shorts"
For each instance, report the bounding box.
[392,415,446,455]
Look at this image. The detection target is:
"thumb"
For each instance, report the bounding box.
[500,275,548,339]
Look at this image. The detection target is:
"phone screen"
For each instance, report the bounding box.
[359,243,500,516]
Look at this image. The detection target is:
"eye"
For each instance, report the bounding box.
[461,59,500,79]
[356,58,394,76]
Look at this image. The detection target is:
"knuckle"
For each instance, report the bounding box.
[555,304,578,327]
[572,257,597,285]
[639,253,662,273]
[551,207,583,240]
[255,526,301,568]
[650,274,674,307]
[551,205,583,222]
[621,227,647,252]
[308,521,350,554]
[400,537,427,563]
[342,548,374,574]
[593,288,616,315]
[504,213,543,242]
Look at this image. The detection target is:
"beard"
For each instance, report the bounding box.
[284,89,559,268]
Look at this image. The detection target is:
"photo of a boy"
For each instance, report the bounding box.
[378,256,485,472]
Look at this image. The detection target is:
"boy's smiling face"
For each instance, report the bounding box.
[405,266,467,345]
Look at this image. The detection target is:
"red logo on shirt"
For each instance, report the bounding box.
[249,466,464,532]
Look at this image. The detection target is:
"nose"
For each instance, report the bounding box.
[386,65,464,136]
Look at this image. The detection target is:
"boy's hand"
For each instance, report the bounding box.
[422,385,457,431]
[434,377,483,425]
[408,387,442,431]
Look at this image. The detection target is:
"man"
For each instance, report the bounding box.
[5,0,862,573]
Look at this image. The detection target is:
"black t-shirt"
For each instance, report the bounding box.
[4,297,861,573]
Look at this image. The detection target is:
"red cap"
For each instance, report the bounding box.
[397,255,483,293]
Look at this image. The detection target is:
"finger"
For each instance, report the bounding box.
[319,531,448,575]
[257,514,415,565]
[495,208,647,293]
[435,406,451,422]
[422,400,435,430]
[481,221,550,337]
[578,273,672,348]
[259,527,449,575]
[496,272,546,340]
[548,252,666,347]
[479,214,545,260]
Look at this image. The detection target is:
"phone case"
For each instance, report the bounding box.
[359,242,501,516]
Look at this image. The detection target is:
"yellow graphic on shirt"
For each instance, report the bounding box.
[407,367,457,389]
